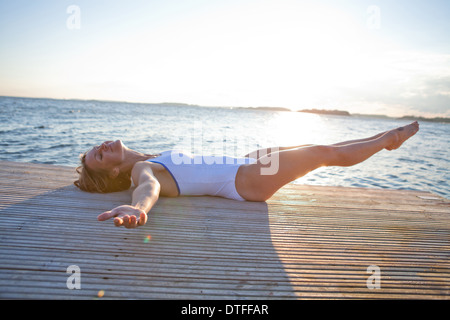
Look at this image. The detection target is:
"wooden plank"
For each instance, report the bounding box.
[0,161,448,299]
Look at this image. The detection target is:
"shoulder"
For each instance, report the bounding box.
[131,161,158,186]
[132,160,154,172]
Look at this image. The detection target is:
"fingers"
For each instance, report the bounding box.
[112,212,147,228]
[138,212,148,226]
[98,205,147,228]
[129,215,137,228]
[114,217,123,227]
[114,214,131,228]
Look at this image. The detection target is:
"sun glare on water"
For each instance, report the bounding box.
[266,111,327,147]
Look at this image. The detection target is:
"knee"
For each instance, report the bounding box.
[310,145,339,167]
[318,145,353,166]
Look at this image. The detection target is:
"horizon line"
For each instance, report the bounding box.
[1,94,448,121]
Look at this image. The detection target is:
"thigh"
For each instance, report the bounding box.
[236,146,333,201]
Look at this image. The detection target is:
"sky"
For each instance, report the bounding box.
[0,0,449,117]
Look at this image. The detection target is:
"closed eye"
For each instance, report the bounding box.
[94,146,103,161]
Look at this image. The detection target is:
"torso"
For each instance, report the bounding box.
[143,150,256,201]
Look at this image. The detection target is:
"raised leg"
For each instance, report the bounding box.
[244,130,388,159]
[237,122,419,201]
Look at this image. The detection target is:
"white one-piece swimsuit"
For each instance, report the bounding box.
[148,150,257,201]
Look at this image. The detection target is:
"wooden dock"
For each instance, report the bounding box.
[0,161,449,299]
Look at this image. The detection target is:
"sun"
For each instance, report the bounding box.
[57,0,396,111]
[267,111,327,146]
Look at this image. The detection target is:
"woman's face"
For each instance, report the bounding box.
[84,140,125,173]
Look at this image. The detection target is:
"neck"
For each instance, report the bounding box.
[120,148,159,173]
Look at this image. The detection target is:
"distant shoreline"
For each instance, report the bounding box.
[1,95,449,123]
[241,106,450,123]
[296,108,450,123]
[298,108,351,116]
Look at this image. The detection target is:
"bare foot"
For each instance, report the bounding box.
[385,121,419,151]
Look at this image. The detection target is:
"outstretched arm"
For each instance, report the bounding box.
[97,162,161,228]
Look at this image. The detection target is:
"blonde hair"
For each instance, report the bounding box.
[74,152,132,193]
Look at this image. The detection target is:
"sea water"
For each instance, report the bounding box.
[0,96,448,199]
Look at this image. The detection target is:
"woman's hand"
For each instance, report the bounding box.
[97,205,148,228]
[97,162,159,229]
